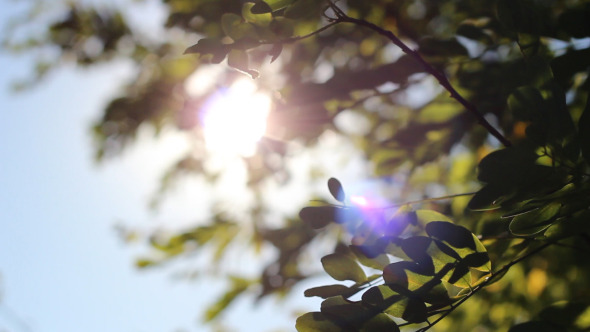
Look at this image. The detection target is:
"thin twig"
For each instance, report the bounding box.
[325,2,512,147]
[416,241,553,332]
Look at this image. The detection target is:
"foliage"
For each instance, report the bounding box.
[5,0,590,331]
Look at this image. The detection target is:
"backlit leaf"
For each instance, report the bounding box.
[296,312,342,332]
[321,253,367,282]
[304,284,354,299]
[327,177,345,202]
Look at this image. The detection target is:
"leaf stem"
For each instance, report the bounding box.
[416,241,553,332]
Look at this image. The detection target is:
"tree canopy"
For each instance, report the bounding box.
[4,0,590,331]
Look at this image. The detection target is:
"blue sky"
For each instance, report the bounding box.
[0,2,328,331]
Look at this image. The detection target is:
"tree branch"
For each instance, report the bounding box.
[416,241,553,332]
[326,3,512,147]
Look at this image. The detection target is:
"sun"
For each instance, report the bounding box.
[199,79,272,157]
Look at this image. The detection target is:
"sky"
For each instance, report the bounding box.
[0,2,331,332]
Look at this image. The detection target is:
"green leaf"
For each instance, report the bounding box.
[221,13,243,37]
[242,3,271,27]
[321,253,367,282]
[304,284,354,299]
[360,314,400,332]
[509,201,561,236]
[362,285,400,307]
[252,0,295,13]
[320,297,369,330]
[328,177,346,202]
[204,277,252,321]
[296,312,343,332]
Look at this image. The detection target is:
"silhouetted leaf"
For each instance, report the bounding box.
[304,284,355,299]
[299,206,336,229]
[328,177,346,202]
[321,253,367,282]
[426,221,476,250]
[184,38,230,63]
[383,262,410,289]
[402,298,428,323]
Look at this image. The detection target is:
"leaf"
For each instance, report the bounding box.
[320,297,369,329]
[360,314,400,332]
[221,13,243,37]
[304,284,354,299]
[327,177,346,202]
[401,236,434,272]
[509,201,561,236]
[296,312,342,332]
[383,262,410,289]
[362,285,399,307]
[251,0,295,14]
[269,43,283,63]
[321,253,367,282]
[401,298,428,323]
[184,38,230,63]
[204,277,252,321]
[551,47,590,88]
[242,3,271,27]
[468,184,507,211]
[227,49,259,79]
[299,206,359,229]
[425,221,476,250]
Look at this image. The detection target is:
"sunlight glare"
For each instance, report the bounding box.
[200,79,271,156]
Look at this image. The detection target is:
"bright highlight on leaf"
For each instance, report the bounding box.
[199,79,271,156]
